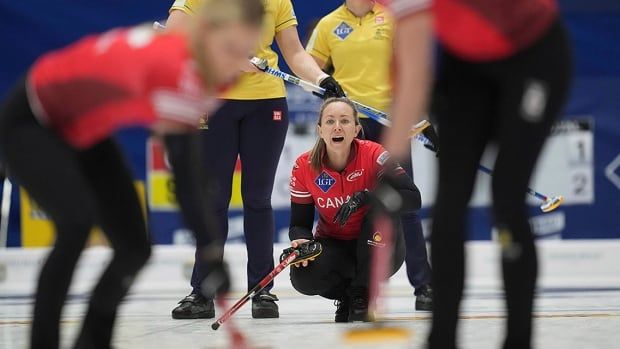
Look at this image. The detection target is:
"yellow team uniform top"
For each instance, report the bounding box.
[306,4,393,115]
[170,0,297,100]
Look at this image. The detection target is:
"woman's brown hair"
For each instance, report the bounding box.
[309,97,361,171]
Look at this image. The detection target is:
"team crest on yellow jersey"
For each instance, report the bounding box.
[333,21,353,40]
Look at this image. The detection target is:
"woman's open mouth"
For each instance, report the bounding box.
[332,136,345,143]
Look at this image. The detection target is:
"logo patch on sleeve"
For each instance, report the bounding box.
[315,171,336,193]
[333,22,354,40]
[376,151,390,165]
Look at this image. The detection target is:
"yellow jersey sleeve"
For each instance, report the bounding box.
[274,0,298,33]
[306,18,332,62]
[169,0,201,14]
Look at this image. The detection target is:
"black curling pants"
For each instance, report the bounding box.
[427,20,572,349]
[290,216,406,300]
[190,98,288,293]
[0,80,151,349]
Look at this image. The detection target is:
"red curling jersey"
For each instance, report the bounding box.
[290,139,403,240]
[386,0,558,61]
[27,25,216,149]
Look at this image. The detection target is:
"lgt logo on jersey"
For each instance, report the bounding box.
[315,171,336,193]
[334,22,353,40]
[346,169,364,182]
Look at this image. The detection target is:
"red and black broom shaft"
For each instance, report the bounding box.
[211,250,299,330]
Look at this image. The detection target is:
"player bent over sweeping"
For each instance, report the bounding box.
[287,98,421,322]
[0,0,263,347]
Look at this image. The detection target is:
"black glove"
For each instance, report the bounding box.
[333,190,370,226]
[317,76,346,99]
[421,124,440,157]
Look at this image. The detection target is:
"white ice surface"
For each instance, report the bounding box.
[1,242,620,348]
[2,287,620,348]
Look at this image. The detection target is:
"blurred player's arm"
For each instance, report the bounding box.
[382,10,433,160]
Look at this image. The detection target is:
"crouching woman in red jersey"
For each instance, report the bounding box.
[287,98,421,322]
[0,0,263,347]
